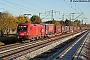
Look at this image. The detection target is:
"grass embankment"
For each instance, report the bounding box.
[0,36,17,45]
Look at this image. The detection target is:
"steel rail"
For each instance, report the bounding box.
[0,31,86,60]
[0,33,74,60]
[53,31,89,60]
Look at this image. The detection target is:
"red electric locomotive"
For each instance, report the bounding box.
[17,22,45,40]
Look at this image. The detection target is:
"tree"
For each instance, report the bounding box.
[59,20,65,26]
[31,15,42,24]
[44,20,56,24]
[44,20,61,25]
[74,20,80,26]
[16,15,31,24]
[0,12,16,30]
[0,12,17,36]
[65,19,71,26]
[55,21,61,25]
[0,12,32,36]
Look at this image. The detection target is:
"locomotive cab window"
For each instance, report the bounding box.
[18,25,27,31]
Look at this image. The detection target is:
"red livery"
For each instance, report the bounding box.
[17,22,88,40]
[17,23,45,39]
[61,26,66,33]
[70,26,74,33]
[55,25,62,35]
[65,26,70,33]
[45,24,55,37]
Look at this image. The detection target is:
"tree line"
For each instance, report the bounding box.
[0,12,88,32]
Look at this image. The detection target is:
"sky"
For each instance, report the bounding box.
[0,0,90,24]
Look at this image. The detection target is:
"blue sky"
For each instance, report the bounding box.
[0,0,90,24]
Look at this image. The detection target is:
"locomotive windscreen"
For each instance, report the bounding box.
[18,25,27,32]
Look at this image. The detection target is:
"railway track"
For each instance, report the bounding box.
[0,33,77,60]
[0,33,72,52]
[72,31,90,60]
[46,30,89,60]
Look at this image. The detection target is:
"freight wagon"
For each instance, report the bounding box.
[45,24,55,37]
[17,22,87,40]
[55,25,62,36]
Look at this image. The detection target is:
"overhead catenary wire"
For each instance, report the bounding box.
[63,0,79,13]
[74,3,86,20]
[20,0,47,12]
[41,10,60,20]
[3,0,40,14]
[0,2,22,15]
[63,0,86,21]
[3,0,34,12]
[0,0,30,15]
[63,0,84,14]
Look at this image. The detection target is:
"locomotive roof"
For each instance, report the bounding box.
[18,23,45,27]
[19,22,31,25]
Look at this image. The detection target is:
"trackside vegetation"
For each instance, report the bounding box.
[0,12,90,46]
[0,36,17,45]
